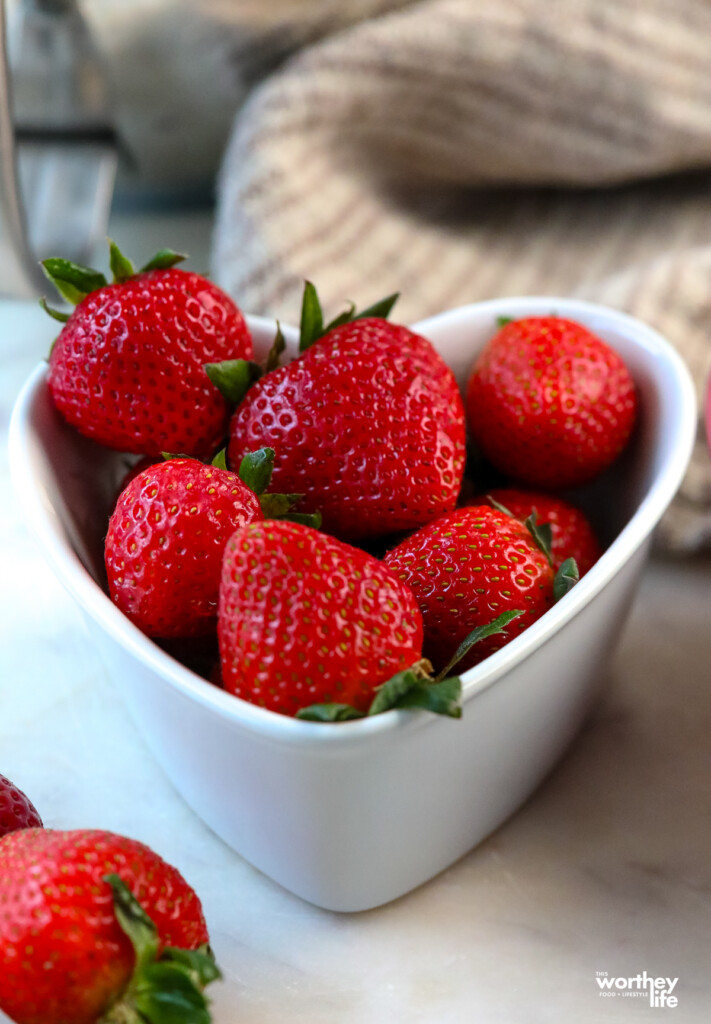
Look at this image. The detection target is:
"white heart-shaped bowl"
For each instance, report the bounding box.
[9,297,696,911]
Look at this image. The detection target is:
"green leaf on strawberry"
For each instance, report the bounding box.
[297,661,462,721]
[524,510,554,567]
[294,608,527,723]
[41,241,189,318]
[277,511,323,528]
[101,875,220,1024]
[238,447,275,495]
[486,493,515,518]
[235,448,323,526]
[323,301,356,333]
[368,661,462,718]
[352,292,399,322]
[298,280,401,353]
[265,322,286,372]
[39,296,70,323]
[296,703,366,722]
[434,609,525,682]
[496,315,514,328]
[139,248,188,273]
[211,448,228,471]
[41,257,108,305]
[299,281,325,353]
[109,239,135,284]
[258,492,303,517]
[204,359,262,405]
[553,556,580,602]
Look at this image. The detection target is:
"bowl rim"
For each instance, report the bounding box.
[9,297,697,750]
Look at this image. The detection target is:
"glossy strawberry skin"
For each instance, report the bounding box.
[466,317,637,489]
[384,506,554,673]
[227,318,466,541]
[0,774,42,838]
[106,458,262,638]
[218,520,424,716]
[0,828,208,1024]
[48,268,252,457]
[480,489,601,575]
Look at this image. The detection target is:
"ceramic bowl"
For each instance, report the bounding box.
[9,297,696,912]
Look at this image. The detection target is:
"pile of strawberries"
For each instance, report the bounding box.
[42,244,637,721]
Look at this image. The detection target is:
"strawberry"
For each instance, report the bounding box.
[0,774,42,837]
[43,241,252,457]
[106,455,263,638]
[0,828,218,1024]
[224,284,466,541]
[218,520,425,716]
[384,505,555,673]
[466,317,637,489]
[479,489,601,575]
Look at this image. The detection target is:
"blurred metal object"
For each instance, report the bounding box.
[0,0,116,298]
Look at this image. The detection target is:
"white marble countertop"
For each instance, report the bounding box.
[2,209,711,1023]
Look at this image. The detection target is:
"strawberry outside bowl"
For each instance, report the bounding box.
[9,297,696,912]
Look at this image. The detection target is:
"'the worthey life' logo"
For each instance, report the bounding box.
[595,972,679,1008]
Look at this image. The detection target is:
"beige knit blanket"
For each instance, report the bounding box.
[90,0,711,551]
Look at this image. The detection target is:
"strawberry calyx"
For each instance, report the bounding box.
[295,658,460,723]
[433,608,524,682]
[156,448,321,527]
[298,280,400,353]
[40,240,187,318]
[296,609,524,723]
[485,494,582,600]
[204,359,263,405]
[98,875,220,1024]
[237,448,322,527]
[523,510,554,567]
[487,493,555,567]
[204,283,400,410]
[553,556,580,602]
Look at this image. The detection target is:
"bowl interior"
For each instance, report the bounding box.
[10,298,696,736]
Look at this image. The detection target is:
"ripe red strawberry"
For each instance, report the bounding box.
[479,489,601,575]
[0,774,42,837]
[466,317,637,489]
[44,242,252,457]
[384,506,554,673]
[226,286,466,540]
[106,456,263,637]
[0,828,217,1024]
[218,520,424,716]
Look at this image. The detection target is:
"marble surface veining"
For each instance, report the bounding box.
[1,211,710,1023]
